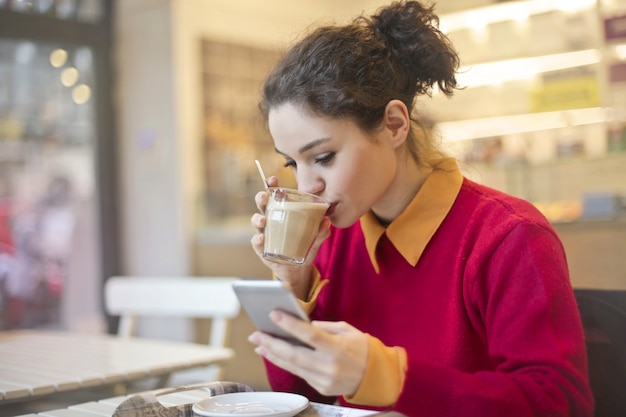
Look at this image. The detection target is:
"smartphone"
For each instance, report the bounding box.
[232,279,312,347]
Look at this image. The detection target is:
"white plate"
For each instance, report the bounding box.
[192,392,310,417]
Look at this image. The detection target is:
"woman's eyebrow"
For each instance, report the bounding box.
[297,137,331,154]
[275,137,332,158]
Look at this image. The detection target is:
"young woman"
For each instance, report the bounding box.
[249,2,594,416]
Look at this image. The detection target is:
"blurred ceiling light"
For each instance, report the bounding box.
[72,84,91,104]
[56,0,76,20]
[11,0,32,13]
[465,12,487,33]
[512,5,531,26]
[50,49,68,68]
[457,49,601,88]
[615,44,626,60]
[36,0,54,14]
[437,107,609,142]
[440,0,597,33]
[553,0,597,13]
[61,67,79,86]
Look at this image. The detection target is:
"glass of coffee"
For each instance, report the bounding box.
[263,187,329,265]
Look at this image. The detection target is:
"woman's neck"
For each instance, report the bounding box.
[371,153,432,226]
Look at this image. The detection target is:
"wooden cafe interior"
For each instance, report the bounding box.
[0,0,625,416]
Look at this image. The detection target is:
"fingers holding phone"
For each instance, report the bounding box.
[249,309,369,397]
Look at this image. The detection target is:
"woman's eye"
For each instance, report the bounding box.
[283,160,296,169]
[315,153,335,166]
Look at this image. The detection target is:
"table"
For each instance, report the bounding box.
[5,382,402,417]
[0,330,234,403]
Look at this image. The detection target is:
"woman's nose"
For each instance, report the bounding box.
[296,171,324,195]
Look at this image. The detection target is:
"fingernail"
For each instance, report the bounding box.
[248,332,261,344]
[270,310,283,322]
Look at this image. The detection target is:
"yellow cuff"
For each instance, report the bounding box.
[274,268,328,315]
[344,335,407,407]
[300,267,327,314]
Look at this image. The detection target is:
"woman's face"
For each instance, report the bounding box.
[268,103,399,228]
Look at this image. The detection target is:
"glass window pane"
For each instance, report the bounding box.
[76,0,103,23]
[0,38,101,331]
[11,0,34,13]
[55,0,77,20]
[35,0,55,16]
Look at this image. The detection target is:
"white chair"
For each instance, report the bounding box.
[104,276,241,387]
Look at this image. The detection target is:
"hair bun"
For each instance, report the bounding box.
[368,1,459,96]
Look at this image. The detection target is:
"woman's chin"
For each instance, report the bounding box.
[328,214,359,229]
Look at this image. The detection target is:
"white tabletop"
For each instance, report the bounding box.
[8,387,217,417]
[7,386,386,417]
[0,330,234,403]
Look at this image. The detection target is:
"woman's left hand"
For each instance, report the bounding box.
[248,310,368,397]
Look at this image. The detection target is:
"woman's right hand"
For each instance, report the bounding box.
[250,176,330,300]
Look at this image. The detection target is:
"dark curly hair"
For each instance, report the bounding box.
[259,1,460,166]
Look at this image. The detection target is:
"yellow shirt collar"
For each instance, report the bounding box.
[360,158,463,273]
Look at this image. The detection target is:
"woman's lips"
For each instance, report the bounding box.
[326,202,337,216]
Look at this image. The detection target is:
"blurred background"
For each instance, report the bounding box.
[0,0,625,392]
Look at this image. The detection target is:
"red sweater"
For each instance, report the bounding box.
[264,163,594,417]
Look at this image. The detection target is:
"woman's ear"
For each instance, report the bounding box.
[384,99,410,149]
